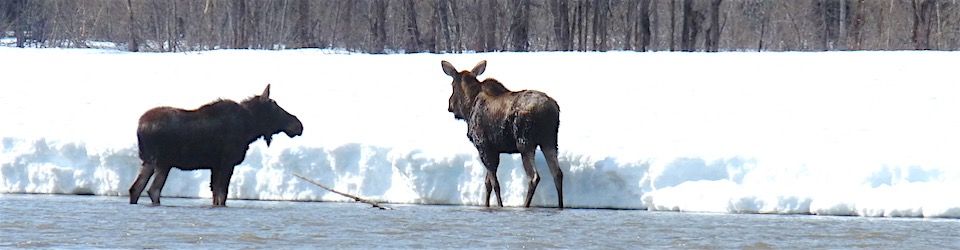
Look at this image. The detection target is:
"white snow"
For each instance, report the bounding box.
[2,47,960,218]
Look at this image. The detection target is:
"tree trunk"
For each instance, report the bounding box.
[231,0,248,49]
[576,0,590,51]
[705,0,721,52]
[819,0,828,50]
[484,0,499,51]
[550,0,572,51]
[680,0,699,51]
[839,0,846,50]
[169,0,178,52]
[877,1,885,49]
[126,0,139,52]
[510,0,531,51]
[669,0,676,51]
[638,0,651,51]
[849,0,865,50]
[368,0,388,53]
[293,0,316,48]
[436,0,452,52]
[598,0,609,51]
[624,0,637,51]
[425,0,437,52]
[339,1,355,50]
[757,15,765,51]
[911,0,934,50]
[401,0,422,53]
[648,0,659,50]
[448,0,463,52]
[591,0,600,50]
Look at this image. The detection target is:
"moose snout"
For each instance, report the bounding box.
[285,117,303,137]
[449,107,464,119]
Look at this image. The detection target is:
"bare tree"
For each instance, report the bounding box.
[510,0,531,51]
[402,0,422,52]
[126,0,139,51]
[638,0,652,51]
[680,0,704,51]
[911,0,934,50]
[368,0,388,53]
[479,0,500,52]
[3,0,959,52]
[705,0,722,51]
[574,0,589,51]
[231,0,248,49]
[291,0,316,48]
[669,0,677,51]
[549,0,572,51]
[591,0,609,51]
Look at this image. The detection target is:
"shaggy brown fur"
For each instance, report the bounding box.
[441,60,563,208]
[129,85,303,206]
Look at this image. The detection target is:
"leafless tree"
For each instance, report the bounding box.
[1,0,957,52]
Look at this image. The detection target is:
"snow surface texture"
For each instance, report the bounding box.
[2,48,960,218]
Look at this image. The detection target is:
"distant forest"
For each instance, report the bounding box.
[1,0,958,53]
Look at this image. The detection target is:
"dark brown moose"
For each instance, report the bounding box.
[129,84,303,206]
[441,60,564,208]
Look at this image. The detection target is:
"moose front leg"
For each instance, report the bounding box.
[210,167,234,207]
[129,162,156,204]
[147,165,171,205]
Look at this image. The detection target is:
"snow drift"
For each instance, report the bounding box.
[2,47,960,218]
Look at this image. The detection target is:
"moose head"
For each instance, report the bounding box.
[441,60,487,121]
[242,84,303,146]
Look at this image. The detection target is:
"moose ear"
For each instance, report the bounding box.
[441,61,458,77]
[471,60,487,76]
[260,84,271,99]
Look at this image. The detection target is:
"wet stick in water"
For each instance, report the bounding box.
[293,173,392,210]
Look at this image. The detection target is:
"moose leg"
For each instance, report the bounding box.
[147,166,171,205]
[210,168,234,207]
[542,147,564,209]
[128,162,156,204]
[483,174,493,207]
[489,171,503,207]
[479,151,503,207]
[520,150,541,208]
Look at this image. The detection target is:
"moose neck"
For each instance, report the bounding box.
[239,98,276,145]
[461,79,512,122]
[458,78,484,122]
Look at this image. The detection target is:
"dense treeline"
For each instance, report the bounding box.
[1,0,958,53]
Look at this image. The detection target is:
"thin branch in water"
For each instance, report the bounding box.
[293,173,392,210]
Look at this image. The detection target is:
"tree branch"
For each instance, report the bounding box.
[293,173,392,210]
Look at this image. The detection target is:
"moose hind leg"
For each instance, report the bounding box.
[147,166,171,205]
[542,147,564,209]
[483,174,493,207]
[128,163,156,204]
[479,151,503,207]
[520,150,541,208]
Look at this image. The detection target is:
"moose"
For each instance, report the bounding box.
[441,60,564,208]
[129,84,303,206]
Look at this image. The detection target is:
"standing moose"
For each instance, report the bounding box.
[441,60,564,208]
[129,84,303,206]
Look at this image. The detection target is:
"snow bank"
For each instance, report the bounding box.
[2,48,960,218]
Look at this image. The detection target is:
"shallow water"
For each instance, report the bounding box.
[1,194,958,249]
